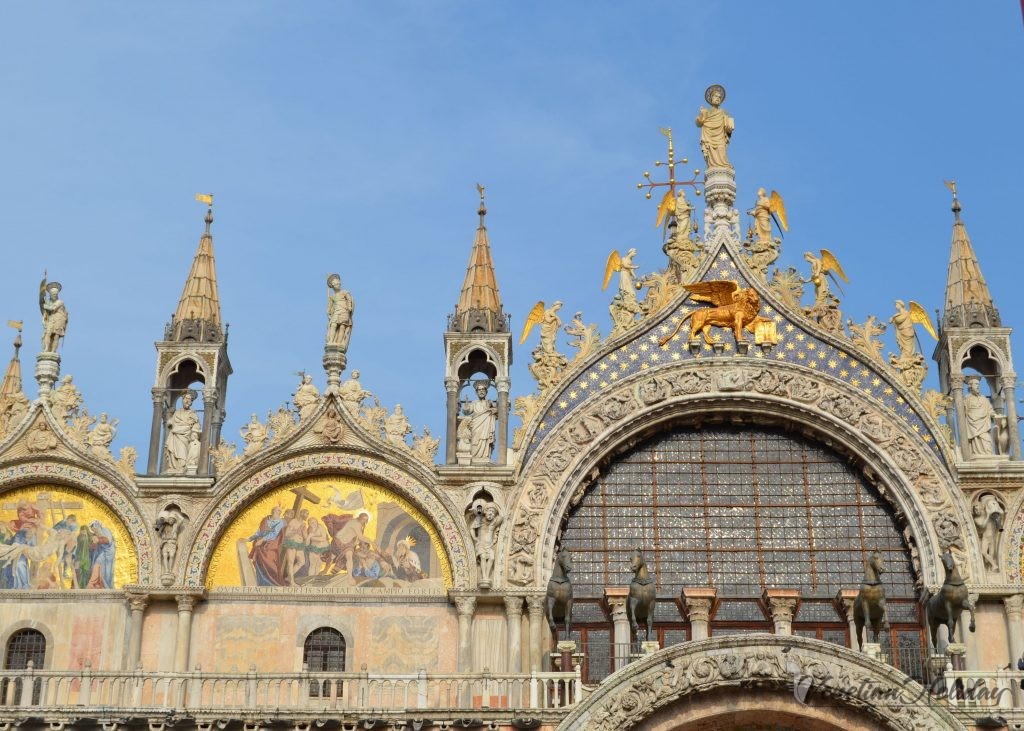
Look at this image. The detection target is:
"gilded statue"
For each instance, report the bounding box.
[38,276,68,353]
[461,381,496,461]
[803,249,848,309]
[293,373,321,421]
[888,300,937,368]
[602,248,639,297]
[660,280,767,346]
[963,376,996,458]
[164,390,201,474]
[695,84,734,170]
[325,273,354,352]
[241,413,268,456]
[521,301,568,393]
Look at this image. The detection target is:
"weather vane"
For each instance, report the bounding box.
[636,127,702,230]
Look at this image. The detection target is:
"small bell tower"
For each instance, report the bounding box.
[934,183,1019,461]
[443,185,512,466]
[145,199,232,477]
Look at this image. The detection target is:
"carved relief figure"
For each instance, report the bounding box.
[49,375,83,422]
[963,376,996,458]
[240,413,268,456]
[383,405,412,446]
[164,391,201,475]
[325,273,354,351]
[293,374,321,421]
[339,370,370,411]
[468,498,503,588]
[86,413,117,460]
[155,505,188,579]
[39,278,68,352]
[26,421,58,453]
[695,84,734,169]
[973,494,1004,572]
[461,382,496,461]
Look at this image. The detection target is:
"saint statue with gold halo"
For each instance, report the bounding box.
[695,84,734,170]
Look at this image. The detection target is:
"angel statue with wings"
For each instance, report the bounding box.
[521,301,568,393]
[803,249,848,310]
[889,300,938,368]
[602,248,639,298]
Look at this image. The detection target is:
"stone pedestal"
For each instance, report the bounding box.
[35,352,60,395]
[863,642,882,662]
[640,640,660,656]
[549,640,578,672]
[322,345,346,391]
[682,587,716,641]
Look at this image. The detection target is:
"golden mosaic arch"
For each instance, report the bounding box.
[0,485,137,590]
[207,475,452,590]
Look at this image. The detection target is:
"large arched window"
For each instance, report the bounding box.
[304,627,346,698]
[559,424,924,683]
[2,629,45,704]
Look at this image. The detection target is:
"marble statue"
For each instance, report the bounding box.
[339,370,370,411]
[537,301,563,355]
[455,416,473,460]
[564,312,601,362]
[293,374,321,421]
[461,381,497,461]
[86,412,117,460]
[164,391,201,474]
[39,278,68,352]
[963,377,996,458]
[384,404,412,446]
[325,273,354,351]
[695,84,734,170]
[241,413,268,456]
[973,494,1004,572]
[522,301,569,393]
[155,505,188,579]
[468,498,503,588]
[49,375,82,423]
[672,188,694,237]
[25,421,58,453]
[888,300,937,373]
[0,391,29,438]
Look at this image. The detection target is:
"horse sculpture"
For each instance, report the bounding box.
[853,551,890,650]
[545,547,573,639]
[926,549,976,653]
[626,549,656,652]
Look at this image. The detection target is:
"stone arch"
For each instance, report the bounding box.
[557,635,963,731]
[292,618,355,674]
[0,621,55,669]
[955,340,1010,376]
[450,343,506,381]
[0,459,153,583]
[503,361,974,590]
[182,447,474,588]
[157,352,212,387]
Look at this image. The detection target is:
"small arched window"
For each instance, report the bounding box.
[304,627,345,698]
[3,629,46,704]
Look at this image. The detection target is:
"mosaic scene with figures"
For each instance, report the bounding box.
[0,6,1019,724]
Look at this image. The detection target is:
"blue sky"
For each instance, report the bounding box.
[0,2,1020,459]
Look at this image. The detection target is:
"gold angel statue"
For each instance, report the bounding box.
[749,188,788,244]
[659,280,766,346]
[520,300,563,354]
[889,300,937,364]
[803,249,848,308]
[602,248,639,296]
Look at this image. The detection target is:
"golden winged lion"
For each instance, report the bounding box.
[659,280,767,346]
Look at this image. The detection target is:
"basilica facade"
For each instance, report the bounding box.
[0,86,1020,731]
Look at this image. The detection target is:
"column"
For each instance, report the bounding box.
[198,386,216,476]
[174,594,198,672]
[445,378,459,464]
[682,587,716,641]
[504,596,524,673]
[604,587,631,669]
[834,589,859,649]
[526,595,545,672]
[1004,595,1024,705]
[950,375,967,460]
[147,388,166,475]
[495,377,510,466]
[763,589,799,636]
[1000,376,1021,459]
[125,594,148,670]
[454,596,476,672]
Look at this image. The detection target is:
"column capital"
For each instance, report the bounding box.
[951,375,965,389]
[604,586,629,619]
[453,595,477,617]
[763,588,800,623]
[495,378,511,394]
[503,595,524,617]
[175,594,198,612]
[1000,375,1018,389]
[681,587,717,623]
[1004,594,1024,617]
[525,594,546,616]
[126,593,149,612]
[833,588,858,621]
[445,378,460,393]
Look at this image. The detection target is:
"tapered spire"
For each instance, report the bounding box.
[169,206,223,342]
[942,183,1000,328]
[0,327,23,404]
[0,325,29,439]
[450,185,507,333]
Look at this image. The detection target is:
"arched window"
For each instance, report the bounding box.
[2,629,45,704]
[560,424,925,683]
[304,627,345,698]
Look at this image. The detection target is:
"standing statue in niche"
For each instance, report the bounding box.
[963,376,997,458]
[325,273,354,352]
[468,498,503,589]
[39,277,68,352]
[461,381,497,461]
[973,494,1004,572]
[155,505,188,582]
[164,390,201,475]
[293,373,321,421]
[695,84,734,170]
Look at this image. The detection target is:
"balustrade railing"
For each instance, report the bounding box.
[943,669,1023,710]
[0,664,582,715]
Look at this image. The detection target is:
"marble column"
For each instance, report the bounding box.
[834,589,859,650]
[604,587,630,669]
[198,386,216,476]
[504,596,524,673]
[454,596,476,672]
[682,587,717,641]
[174,594,197,672]
[1005,595,1024,666]
[495,377,510,466]
[444,378,459,464]
[526,595,546,672]
[950,375,967,460]
[147,388,166,475]
[125,594,148,670]
[763,589,799,636]
[1000,376,1021,459]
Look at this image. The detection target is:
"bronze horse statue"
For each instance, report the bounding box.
[626,549,656,652]
[545,547,573,639]
[926,549,976,652]
[853,551,890,650]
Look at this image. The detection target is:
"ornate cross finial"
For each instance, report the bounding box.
[476,182,486,226]
[637,127,702,201]
[944,180,961,219]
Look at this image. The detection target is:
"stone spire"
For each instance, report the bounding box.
[450,186,507,333]
[169,207,223,342]
[942,187,1000,328]
[0,328,24,407]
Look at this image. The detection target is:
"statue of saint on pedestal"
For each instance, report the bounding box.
[293,374,321,421]
[964,377,996,458]
[325,273,354,352]
[461,381,497,461]
[468,498,503,587]
[39,278,68,353]
[164,391,201,474]
[695,84,734,170]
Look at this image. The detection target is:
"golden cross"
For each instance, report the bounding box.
[636,127,702,200]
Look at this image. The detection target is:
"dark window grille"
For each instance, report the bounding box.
[2,629,45,705]
[303,627,345,698]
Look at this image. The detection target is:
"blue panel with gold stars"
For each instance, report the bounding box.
[522,244,946,468]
